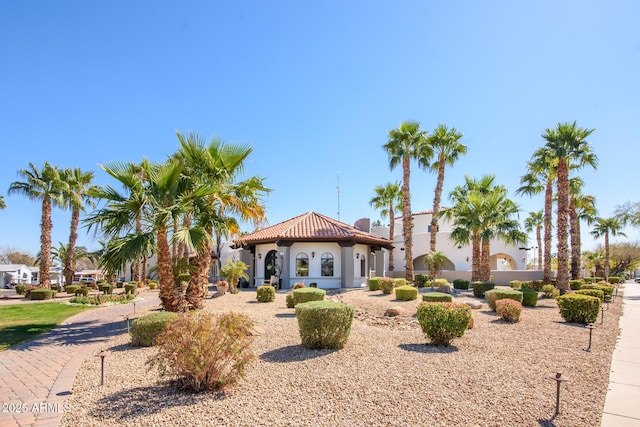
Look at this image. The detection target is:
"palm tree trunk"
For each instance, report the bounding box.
[480,238,491,282]
[556,159,570,292]
[40,197,52,288]
[133,214,142,282]
[543,180,553,284]
[402,156,414,282]
[429,157,445,278]
[536,226,543,271]
[157,227,186,312]
[569,198,581,279]
[186,243,211,310]
[604,232,610,280]
[388,204,395,272]
[471,233,480,282]
[64,206,80,286]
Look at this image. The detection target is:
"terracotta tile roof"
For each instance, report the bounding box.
[233,212,392,248]
[394,207,450,219]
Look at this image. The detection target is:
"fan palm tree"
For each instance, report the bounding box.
[423,250,447,289]
[383,121,432,282]
[569,179,597,279]
[8,162,65,288]
[591,217,626,281]
[220,260,249,294]
[426,124,466,278]
[542,121,597,292]
[369,182,402,272]
[51,242,95,273]
[523,210,544,270]
[0,195,6,209]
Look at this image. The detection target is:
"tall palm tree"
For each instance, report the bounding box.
[523,210,544,270]
[61,168,96,286]
[426,124,466,278]
[51,242,95,273]
[569,179,597,279]
[369,182,402,272]
[542,121,597,292]
[591,217,626,280]
[383,121,432,282]
[8,162,65,288]
[0,195,6,209]
[516,147,556,284]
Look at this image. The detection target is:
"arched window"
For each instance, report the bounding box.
[296,253,309,277]
[321,252,334,276]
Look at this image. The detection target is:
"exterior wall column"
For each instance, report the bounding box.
[341,244,355,288]
[375,249,386,278]
[278,245,291,289]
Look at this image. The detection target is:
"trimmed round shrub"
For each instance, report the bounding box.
[256,285,276,303]
[593,284,615,302]
[521,280,543,291]
[471,281,495,298]
[583,277,595,284]
[293,288,326,305]
[608,276,622,284]
[422,292,453,303]
[433,278,448,288]
[292,282,306,290]
[14,284,29,295]
[30,288,55,300]
[124,283,137,295]
[98,284,114,295]
[496,299,523,322]
[393,278,408,288]
[379,278,395,294]
[542,284,556,298]
[575,289,605,302]
[416,302,471,346]
[414,274,429,288]
[395,285,418,301]
[295,301,355,349]
[75,287,89,297]
[368,277,381,291]
[452,279,470,290]
[286,293,295,308]
[64,285,81,295]
[509,280,522,289]
[519,288,539,307]
[148,281,158,290]
[569,280,583,290]
[557,294,601,324]
[485,289,523,311]
[51,285,61,292]
[130,312,178,347]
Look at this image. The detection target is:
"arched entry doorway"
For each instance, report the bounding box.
[264,250,279,280]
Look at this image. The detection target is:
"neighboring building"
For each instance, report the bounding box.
[232,211,393,289]
[0,264,33,288]
[27,266,63,286]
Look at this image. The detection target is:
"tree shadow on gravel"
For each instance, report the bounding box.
[367,293,390,298]
[537,414,557,426]
[260,345,335,362]
[398,343,458,354]
[275,313,296,318]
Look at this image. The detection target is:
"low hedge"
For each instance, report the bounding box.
[75,287,89,297]
[471,281,495,298]
[256,285,276,303]
[575,289,605,302]
[368,277,381,291]
[130,312,177,347]
[148,281,158,290]
[379,278,396,294]
[519,288,539,307]
[557,294,601,324]
[485,289,523,311]
[64,285,81,295]
[583,277,595,284]
[30,288,56,300]
[509,280,522,289]
[15,284,29,295]
[292,287,326,305]
[296,301,355,349]
[286,293,295,308]
[521,280,544,291]
[452,279,470,290]
[608,276,622,284]
[416,302,471,346]
[393,278,408,288]
[414,274,429,288]
[98,284,114,295]
[395,285,418,301]
[124,283,137,295]
[422,292,453,303]
[569,280,583,290]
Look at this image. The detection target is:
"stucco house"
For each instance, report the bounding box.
[0,264,33,288]
[232,211,393,289]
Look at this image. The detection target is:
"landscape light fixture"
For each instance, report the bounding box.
[97,351,108,386]
[312,252,315,258]
[258,253,262,259]
[549,372,569,415]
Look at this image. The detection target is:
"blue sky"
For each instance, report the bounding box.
[1,1,639,256]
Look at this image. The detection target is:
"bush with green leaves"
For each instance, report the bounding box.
[393,278,408,287]
[583,277,594,284]
[485,289,523,311]
[471,281,495,298]
[569,280,583,290]
[368,277,381,291]
[286,293,295,308]
[14,284,29,295]
[124,284,137,295]
[575,289,605,302]
[130,312,178,347]
[416,302,471,346]
[608,276,622,284]
[295,301,355,350]
[379,278,396,294]
[414,274,429,288]
[148,281,158,290]
[30,288,55,300]
[422,292,453,303]
[595,276,604,283]
[51,285,61,292]
[70,294,135,305]
[542,284,556,298]
[64,285,81,295]
[509,280,522,289]
[452,279,470,290]
[518,288,539,307]
[433,278,448,288]
[521,280,543,291]
[395,285,418,301]
[149,311,255,392]
[256,285,276,303]
[75,287,89,297]
[557,294,601,324]
[496,299,523,322]
[293,287,326,305]
[98,283,114,295]
[593,284,615,301]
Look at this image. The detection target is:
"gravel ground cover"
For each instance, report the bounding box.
[60,286,621,427]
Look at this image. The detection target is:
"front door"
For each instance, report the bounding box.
[264,250,279,280]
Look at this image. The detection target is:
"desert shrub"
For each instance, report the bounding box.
[594,276,604,282]
[485,289,523,311]
[519,288,539,307]
[148,281,158,290]
[130,312,178,347]
[608,276,622,284]
[414,274,429,288]
[293,288,326,305]
[393,278,408,287]
[295,301,355,350]
[286,293,295,308]
[176,274,191,283]
[64,285,81,295]
[14,284,29,295]
[128,281,138,287]
[51,285,61,292]
[150,311,255,392]
[416,302,471,346]
[124,283,137,295]
[256,285,276,303]
[30,288,55,300]
[471,281,495,298]
[75,287,89,297]
[593,284,615,302]
[395,285,418,301]
[292,282,306,290]
[509,280,522,289]
[583,277,595,284]
[452,279,470,290]
[422,292,453,303]
[368,277,381,291]
[575,289,605,302]
[542,284,556,298]
[557,294,601,324]
[521,280,543,291]
[569,280,583,290]
[70,294,134,305]
[496,299,523,322]
[379,278,396,294]
[98,284,114,295]
[433,278,448,288]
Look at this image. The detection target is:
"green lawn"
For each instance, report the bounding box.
[0,303,93,351]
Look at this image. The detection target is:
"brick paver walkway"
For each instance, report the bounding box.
[0,291,160,427]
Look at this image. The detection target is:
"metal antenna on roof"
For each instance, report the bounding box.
[336,171,340,220]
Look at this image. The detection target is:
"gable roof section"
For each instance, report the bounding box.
[234,212,393,248]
